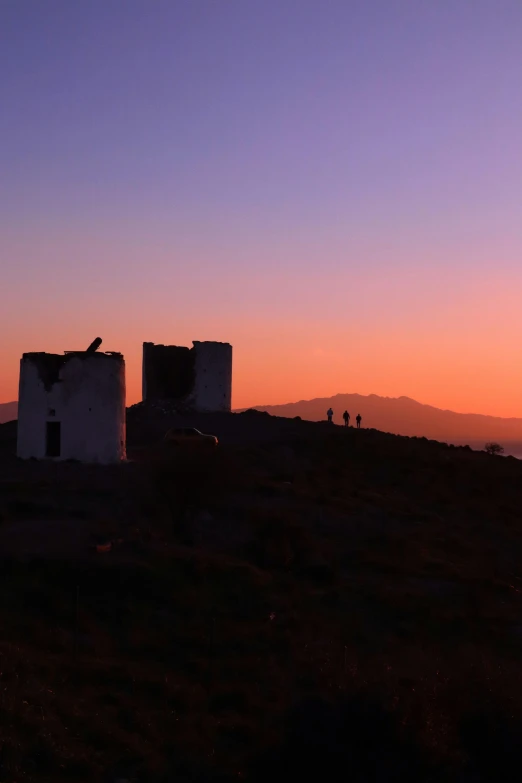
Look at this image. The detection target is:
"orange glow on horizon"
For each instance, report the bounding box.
[2,307,522,422]
[2,241,522,424]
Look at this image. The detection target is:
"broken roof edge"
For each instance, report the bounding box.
[192,340,232,348]
[22,351,124,360]
[143,340,232,349]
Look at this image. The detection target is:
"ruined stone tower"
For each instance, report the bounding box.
[142,340,232,412]
[17,338,126,464]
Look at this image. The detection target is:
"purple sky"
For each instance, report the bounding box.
[2,0,522,414]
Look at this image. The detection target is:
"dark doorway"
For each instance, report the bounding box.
[143,343,196,401]
[46,421,61,457]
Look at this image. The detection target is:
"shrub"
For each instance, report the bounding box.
[485,442,504,456]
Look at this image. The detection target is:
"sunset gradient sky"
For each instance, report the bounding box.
[2,0,522,416]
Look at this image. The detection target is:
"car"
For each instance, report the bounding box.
[163,427,218,449]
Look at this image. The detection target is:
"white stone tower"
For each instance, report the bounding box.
[17,338,126,464]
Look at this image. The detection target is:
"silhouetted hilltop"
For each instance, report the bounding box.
[2,407,522,778]
[0,401,17,424]
[241,393,522,446]
[5,390,522,449]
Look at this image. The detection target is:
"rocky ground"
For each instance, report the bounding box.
[1,409,522,780]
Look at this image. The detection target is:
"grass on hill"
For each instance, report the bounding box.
[1,420,522,780]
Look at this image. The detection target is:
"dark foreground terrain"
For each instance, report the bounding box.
[1,409,522,780]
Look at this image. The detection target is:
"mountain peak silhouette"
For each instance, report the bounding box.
[240,393,522,444]
[0,401,17,424]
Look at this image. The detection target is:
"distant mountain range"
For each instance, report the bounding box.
[241,394,522,447]
[3,393,522,451]
[0,402,17,424]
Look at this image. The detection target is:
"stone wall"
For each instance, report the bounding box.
[17,352,126,464]
[142,340,232,412]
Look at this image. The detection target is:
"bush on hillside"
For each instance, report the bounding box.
[485,442,504,456]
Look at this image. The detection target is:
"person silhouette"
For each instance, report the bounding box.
[327,408,334,423]
[356,413,362,429]
[343,410,350,427]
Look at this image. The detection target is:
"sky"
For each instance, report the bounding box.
[1,0,522,416]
